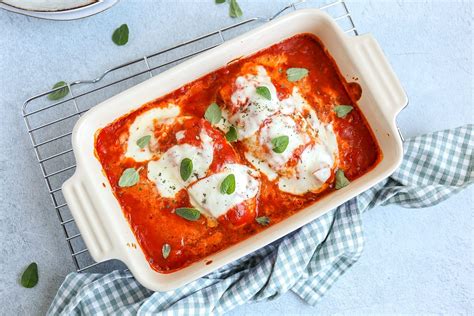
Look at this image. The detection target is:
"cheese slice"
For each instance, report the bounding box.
[125,104,180,162]
[188,164,259,218]
[228,66,280,140]
[147,128,214,198]
[278,142,336,195]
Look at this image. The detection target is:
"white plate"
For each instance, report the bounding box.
[0,0,119,20]
[63,9,407,291]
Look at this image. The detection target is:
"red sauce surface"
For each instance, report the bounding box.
[95,34,381,273]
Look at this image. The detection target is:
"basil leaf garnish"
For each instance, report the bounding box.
[176,207,201,221]
[225,126,238,142]
[162,243,171,259]
[48,81,69,101]
[335,169,350,189]
[204,102,222,124]
[215,0,225,3]
[21,262,38,288]
[180,158,193,181]
[256,216,270,226]
[334,105,354,118]
[220,174,236,194]
[286,68,309,82]
[136,135,151,149]
[256,86,271,100]
[112,24,129,46]
[118,168,140,187]
[229,0,243,18]
[271,135,289,153]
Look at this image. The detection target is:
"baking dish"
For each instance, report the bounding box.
[63,9,407,291]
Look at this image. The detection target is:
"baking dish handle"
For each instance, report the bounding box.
[351,34,408,119]
[62,173,114,263]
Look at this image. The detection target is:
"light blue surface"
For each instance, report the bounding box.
[0,0,472,315]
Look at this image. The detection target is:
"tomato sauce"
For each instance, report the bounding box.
[95,34,381,273]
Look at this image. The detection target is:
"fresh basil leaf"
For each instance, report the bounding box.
[176,207,201,221]
[225,126,238,142]
[180,158,193,181]
[256,216,270,226]
[286,67,309,82]
[334,105,354,118]
[271,135,289,153]
[204,102,222,124]
[256,86,271,100]
[335,169,350,189]
[136,135,151,149]
[118,168,140,187]
[215,0,225,3]
[48,81,69,101]
[229,0,242,18]
[112,24,129,46]
[162,243,171,259]
[21,262,38,288]
[220,174,236,194]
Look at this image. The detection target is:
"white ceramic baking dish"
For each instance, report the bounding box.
[63,9,407,291]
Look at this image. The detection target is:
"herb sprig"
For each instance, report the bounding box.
[220,174,236,194]
[112,24,129,46]
[176,207,201,221]
[271,135,289,154]
[21,262,38,288]
[118,167,141,187]
[334,105,353,118]
[48,81,69,101]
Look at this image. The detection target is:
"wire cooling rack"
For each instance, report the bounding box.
[22,0,359,273]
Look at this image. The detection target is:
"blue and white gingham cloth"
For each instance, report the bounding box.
[48,124,473,315]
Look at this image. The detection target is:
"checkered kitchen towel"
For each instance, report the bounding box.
[48,124,473,315]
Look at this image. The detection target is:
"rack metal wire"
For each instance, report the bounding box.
[22,0,359,273]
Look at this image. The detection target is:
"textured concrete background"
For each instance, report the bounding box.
[0,0,472,315]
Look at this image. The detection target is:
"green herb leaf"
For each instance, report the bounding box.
[118,168,140,187]
[220,174,236,194]
[176,207,201,221]
[21,262,38,288]
[271,135,289,153]
[215,0,225,3]
[180,158,193,181]
[256,216,270,226]
[335,169,350,189]
[162,243,171,259]
[112,24,129,46]
[136,135,151,149]
[256,86,271,100]
[229,0,243,18]
[334,105,354,118]
[48,81,69,101]
[286,67,309,82]
[225,126,238,142]
[204,102,222,124]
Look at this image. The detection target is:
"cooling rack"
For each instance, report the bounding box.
[22,0,359,273]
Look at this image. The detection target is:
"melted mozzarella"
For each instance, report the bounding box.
[258,114,309,171]
[244,152,278,181]
[228,71,339,194]
[280,87,308,115]
[188,164,259,218]
[125,104,180,162]
[147,129,213,198]
[278,143,335,195]
[228,66,280,140]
